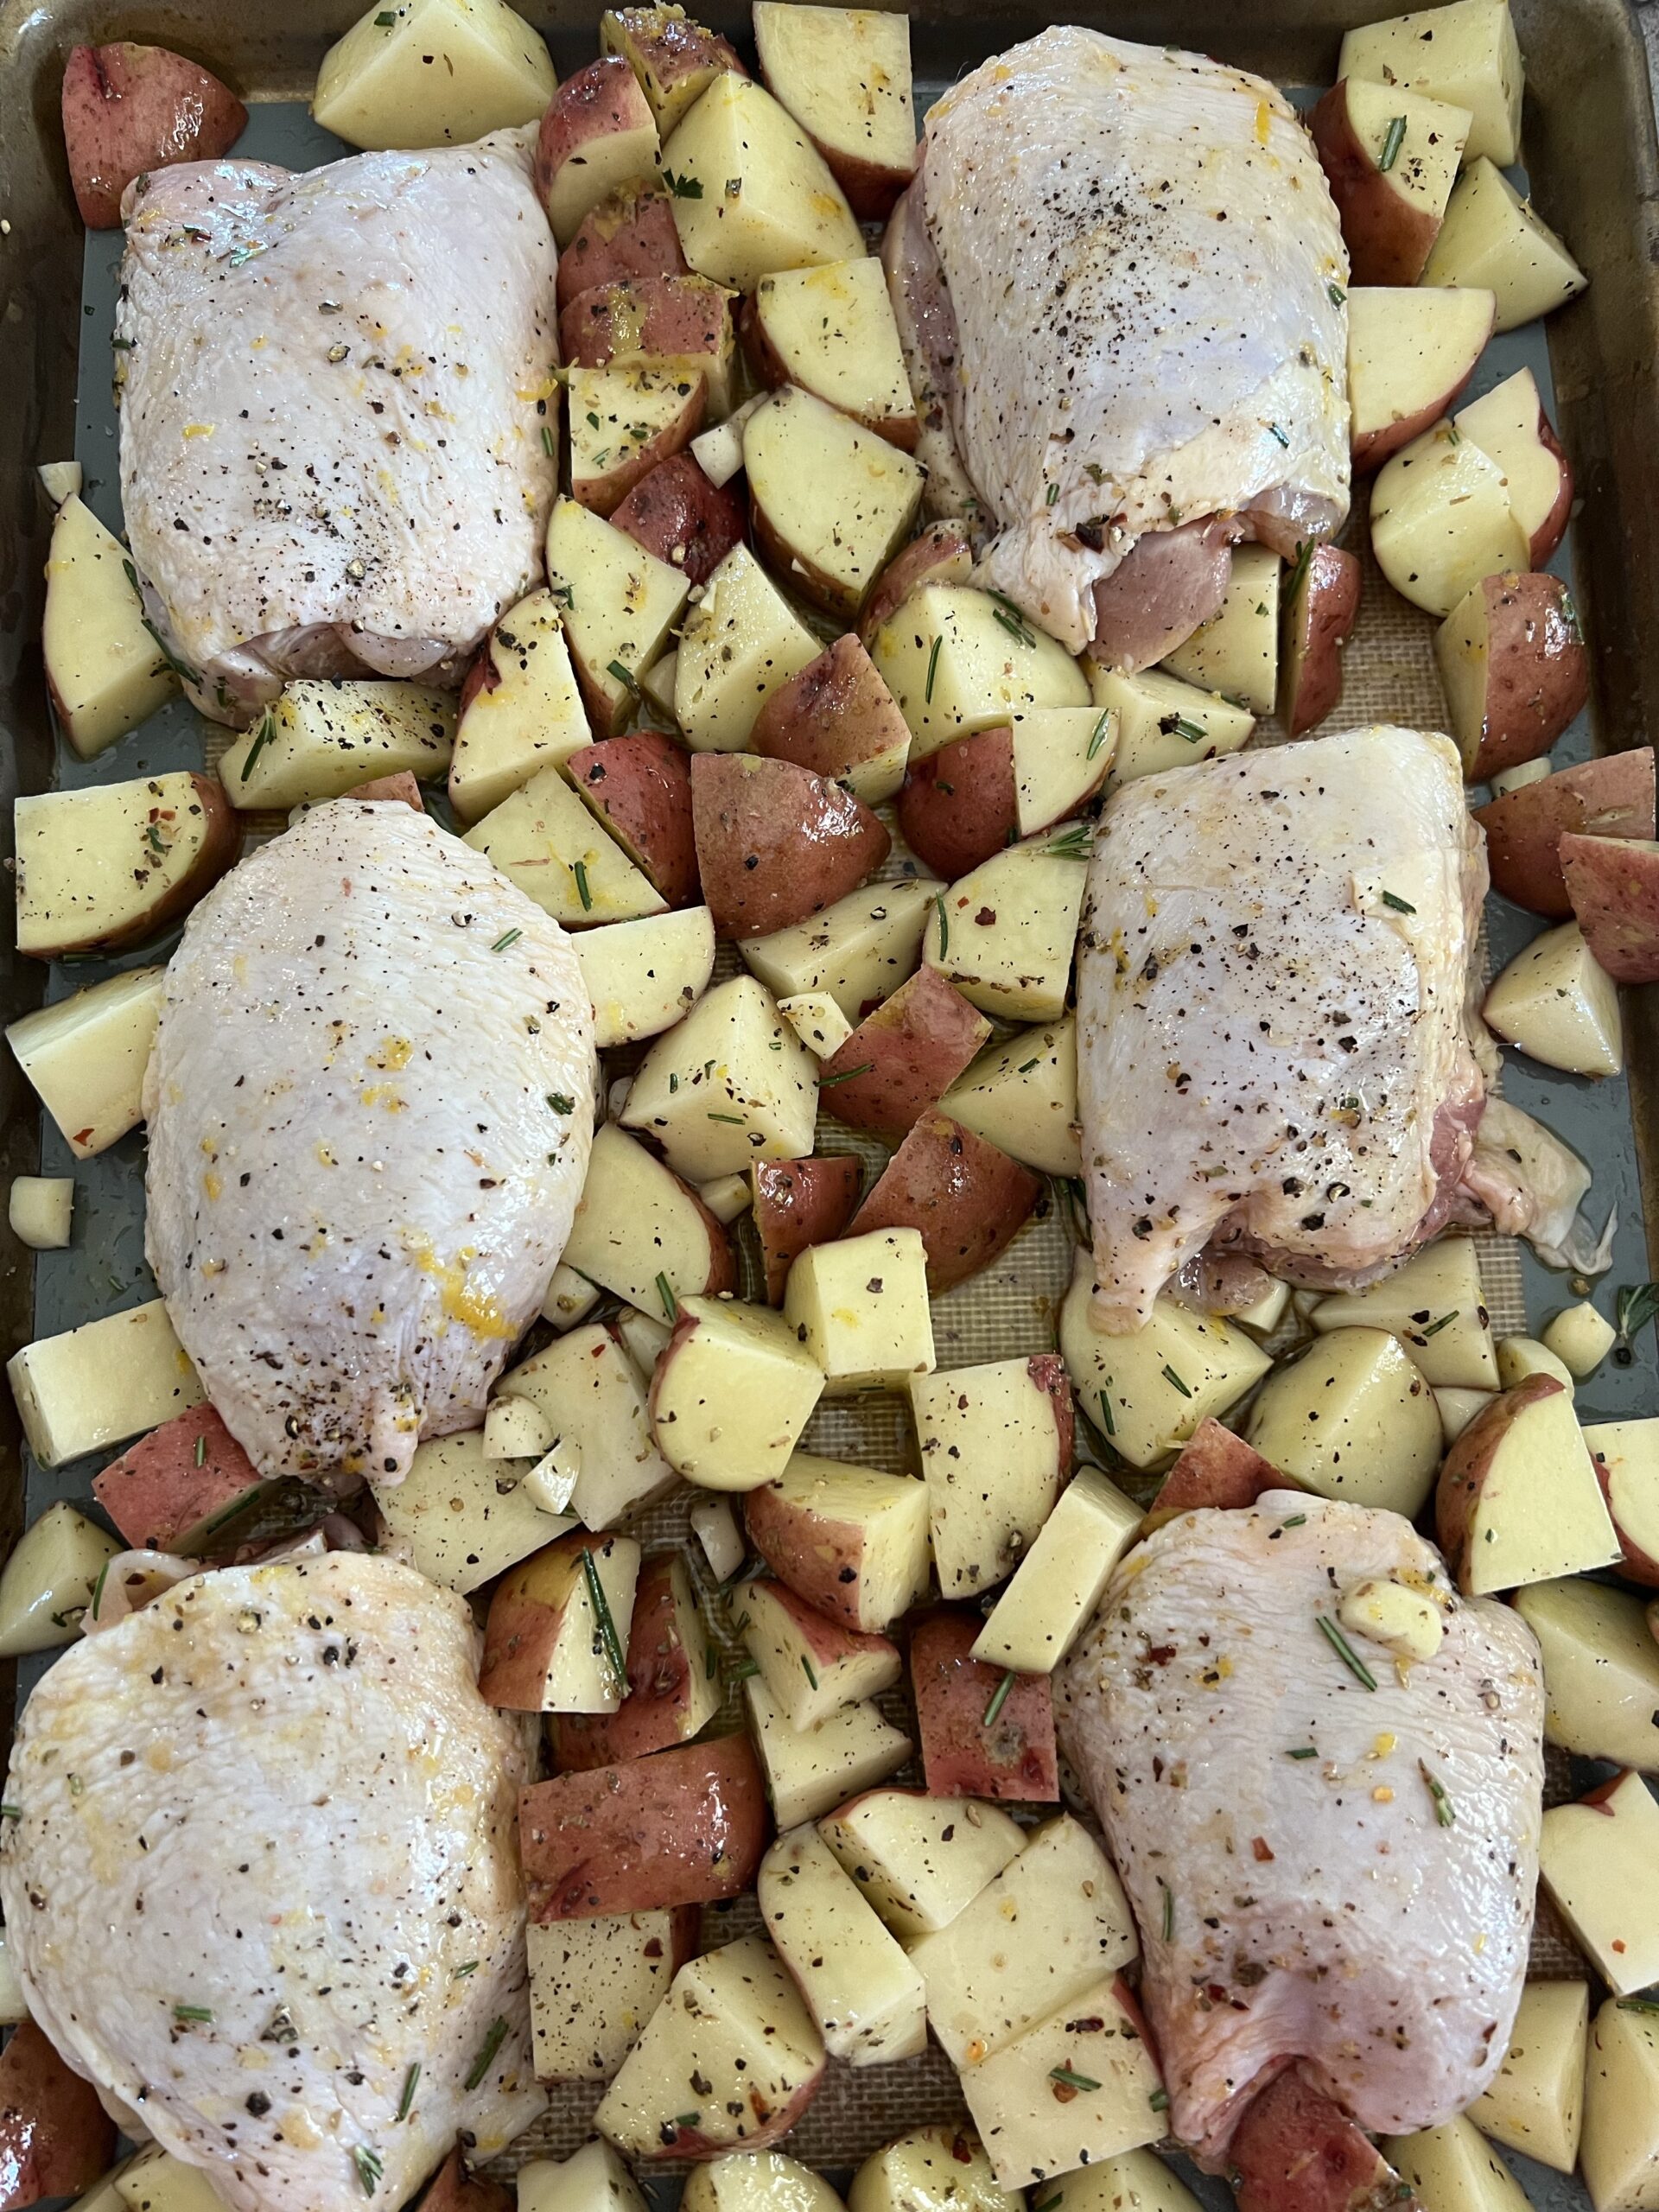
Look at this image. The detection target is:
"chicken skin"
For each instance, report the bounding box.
[885,28,1350,664]
[0,1554,542,2212]
[116,133,557,723]
[1077,725,1490,1332]
[1057,1494,1545,2160]
[143,800,595,1489]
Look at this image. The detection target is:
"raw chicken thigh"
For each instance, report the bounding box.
[1077,725,1490,1332]
[1057,1493,1545,2159]
[144,800,595,1489]
[885,28,1350,664]
[116,132,557,722]
[0,1554,542,2212]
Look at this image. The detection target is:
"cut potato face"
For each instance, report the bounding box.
[660,72,863,290]
[1370,420,1529,617]
[16,772,238,960]
[745,385,924,620]
[1454,366,1573,565]
[758,1824,926,2065]
[621,972,819,1179]
[1381,2116,1531,2212]
[690,1492,745,1583]
[925,841,1087,1023]
[849,2132,1022,2212]
[536,56,660,248]
[464,761,666,929]
[909,1356,1071,1599]
[449,590,593,825]
[545,496,690,736]
[573,906,716,1050]
[0,1501,122,1659]
[745,1677,911,1828]
[674,543,823,752]
[941,1017,1082,1178]
[7,965,164,1160]
[752,3,915,219]
[1583,1995,1659,2212]
[734,1575,900,1730]
[1160,544,1281,712]
[600,3,746,137]
[873,585,1091,758]
[519,2140,649,2212]
[741,874,940,1023]
[42,493,175,758]
[221,682,454,809]
[1309,78,1472,288]
[783,1226,936,1394]
[1483,920,1623,1076]
[750,259,916,444]
[1585,1415,1659,1583]
[1246,1325,1443,1516]
[1347,285,1496,471]
[8,1298,203,1470]
[959,1974,1165,2190]
[569,365,706,518]
[1467,1978,1588,2175]
[497,1323,677,1531]
[778,990,855,1060]
[527,1908,696,2084]
[1421,157,1588,333]
[8,1175,73,1252]
[1309,1235,1497,1389]
[1061,1250,1270,1471]
[480,1529,641,1713]
[1434,569,1589,781]
[817,1789,1025,1938]
[313,0,556,148]
[1338,0,1522,164]
[744,1451,931,1631]
[650,1294,824,1490]
[683,2154,844,2212]
[1513,1576,1659,1769]
[561,1122,738,1311]
[372,1428,573,1592]
[1543,1300,1617,1379]
[1089,664,1255,785]
[1540,1769,1659,1997]
[970,1466,1143,1675]
[1436,1375,1620,1595]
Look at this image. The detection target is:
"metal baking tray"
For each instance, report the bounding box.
[3,0,1659,2202]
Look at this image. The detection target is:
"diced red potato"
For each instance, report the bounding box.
[1455,367,1573,568]
[749,633,914,808]
[689,754,890,939]
[416,2149,515,2212]
[549,1554,715,1770]
[1474,750,1655,917]
[61,41,247,229]
[1560,835,1659,983]
[1278,544,1362,740]
[752,1,916,220]
[534,55,660,248]
[560,274,735,416]
[337,770,424,810]
[1157,1416,1289,1514]
[611,453,747,589]
[858,522,976,647]
[744,1453,931,1632]
[816,966,992,1140]
[1308,79,1468,287]
[0,2020,117,2209]
[568,731,698,908]
[556,178,690,312]
[735,1574,902,1729]
[909,1609,1059,1802]
[752,1155,864,1305]
[600,3,748,137]
[520,1732,768,1920]
[1434,571,1590,780]
[1230,2068,1422,2212]
[93,1405,270,1554]
[895,728,1018,880]
[570,369,707,518]
[479,1530,641,1714]
[849,1114,1042,1294]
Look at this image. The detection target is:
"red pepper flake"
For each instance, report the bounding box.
[1251,1836,1274,1862]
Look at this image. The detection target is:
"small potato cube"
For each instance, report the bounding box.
[778,990,855,1059]
[690,1493,744,1583]
[909,1356,1071,1598]
[745,1675,910,1827]
[745,385,925,620]
[1542,1300,1618,1379]
[1484,920,1623,1076]
[1516,1577,1659,1770]
[6,964,164,1160]
[748,258,916,441]
[912,1610,1058,1802]
[484,1395,554,1462]
[548,1553,718,1770]
[745,1451,931,1630]
[9,1175,73,1251]
[872,585,1090,759]
[465,761,666,929]
[1039,2153,1205,2212]
[925,841,1088,1023]
[941,1016,1082,1178]
[1435,1374,1620,1595]
[849,2133,1021,2212]
[1337,1576,1445,1664]
[783,1225,935,1393]
[684,2155,843,2212]
[544,497,690,735]
[1539,1769,1659,1995]
[1338,0,1522,163]
[526,1906,698,2082]
[0,1501,121,1658]
[114,2152,225,2212]
[480,1529,641,1713]
[673,543,822,753]
[221,682,454,809]
[1161,545,1281,713]
[1495,1334,1573,1392]
[1310,1235,1497,1389]
[1381,2115,1532,2212]
[1090,664,1255,786]
[734,1575,900,1730]
[741,875,941,1023]
[600,4,746,137]
[373,1429,573,1592]
[449,589,593,826]
[959,1974,1165,2189]
[1245,1325,1444,1517]
[573,906,717,1052]
[758,1824,926,2064]
[1060,1249,1270,1471]
[9,1298,203,1468]
[970,1467,1142,1675]
[649,1294,824,1490]
[561,1122,737,1313]
[569,365,706,518]
[313,0,556,149]
[496,1323,677,1531]
[1583,1994,1659,2212]
[658,73,862,291]
[908,1815,1137,2068]
[817,1788,1025,1938]
[41,495,175,759]
[621,972,818,1179]
[1468,1978,1587,2174]
[1421,158,1588,332]
[518,2141,647,2212]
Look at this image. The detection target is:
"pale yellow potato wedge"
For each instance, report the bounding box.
[1246,1326,1444,1515]
[464,761,666,928]
[660,73,862,291]
[15,772,238,959]
[0,1500,121,1657]
[220,681,454,809]
[42,494,175,757]
[448,589,592,825]
[6,965,163,1160]
[314,0,556,148]
[8,1298,203,1468]
[1161,544,1281,714]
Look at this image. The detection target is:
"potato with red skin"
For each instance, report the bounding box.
[909,1610,1058,1802]
[416,2150,514,2212]
[1348,285,1495,474]
[556,178,689,312]
[1560,834,1659,983]
[336,770,423,810]
[610,453,746,588]
[61,42,246,229]
[568,731,697,908]
[521,1733,768,1920]
[745,1455,929,1631]
[752,1156,862,1305]
[93,1404,270,1554]
[850,1114,1042,1294]
[859,522,975,646]
[1455,368,1573,568]
[690,753,890,939]
[817,966,991,1141]
[895,728,1018,880]
[1309,79,1469,287]
[1475,751,1656,918]
[1230,2068,1422,2212]
[0,2021,116,2209]
[1157,1416,1288,1514]
[749,634,912,806]
[550,1554,713,1770]
[1435,571,1589,780]
[570,369,707,518]
[534,55,660,249]
[737,1574,901,1727]
[600,4,747,137]
[1279,544,1363,740]
[560,274,734,416]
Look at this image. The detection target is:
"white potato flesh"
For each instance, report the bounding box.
[783,1226,936,1394]
[313,0,557,148]
[745,1676,911,1827]
[752,1452,932,1632]
[1490,758,1552,797]
[542,1263,602,1332]
[1543,1301,1618,1378]
[1455,367,1566,548]
[849,2132,1021,2212]
[1161,544,1282,714]
[660,73,862,290]
[8,1298,203,1469]
[465,761,666,929]
[372,1428,574,1592]
[909,1358,1069,1598]
[1586,1415,1659,1568]
[1370,421,1529,616]
[753,3,915,200]
[1540,1770,1659,1995]
[753,259,915,438]
[115,2152,226,2212]
[496,1530,640,1713]
[959,1974,1165,2189]
[1338,0,1522,162]
[1451,1383,1621,1593]
[735,1576,900,1729]
[745,385,924,619]
[562,1123,731,1311]
[1012,707,1116,837]
[518,2139,649,2212]
[741,876,940,1023]
[690,394,767,491]
[0,1501,122,1658]
[498,1324,677,1530]
[683,2152,845,2212]
[673,543,822,752]
[941,1017,1082,1179]
[14,772,232,960]
[1310,1235,1497,1388]
[1244,1325,1445,1514]
[909,1815,1137,2068]
[925,842,1086,1023]
[1347,286,1497,456]
[1495,1334,1574,1392]
[1468,1978,1588,2174]
[690,1493,745,1583]
[1513,1577,1659,1770]
[574,906,716,1051]
[8,1175,73,1251]
[622,972,818,1179]
[41,494,175,759]
[777,990,855,1060]
[1040,2152,1206,2212]
[817,1790,1025,1939]
[7,967,164,1162]
[1484,923,1624,1077]
[483,1394,554,1461]
[1421,158,1588,332]
[872,584,1090,758]
[1060,1251,1270,1471]
[652,1295,824,1490]
[221,681,454,808]
[1381,2116,1532,2212]
[569,366,706,513]
[970,1466,1143,1674]
[37,460,82,507]
[530,1906,685,2076]
[545,498,690,735]
[758,1824,927,2065]
[1090,664,1254,785]
[1583,1996,1659,2212]
[449,590,593,825]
